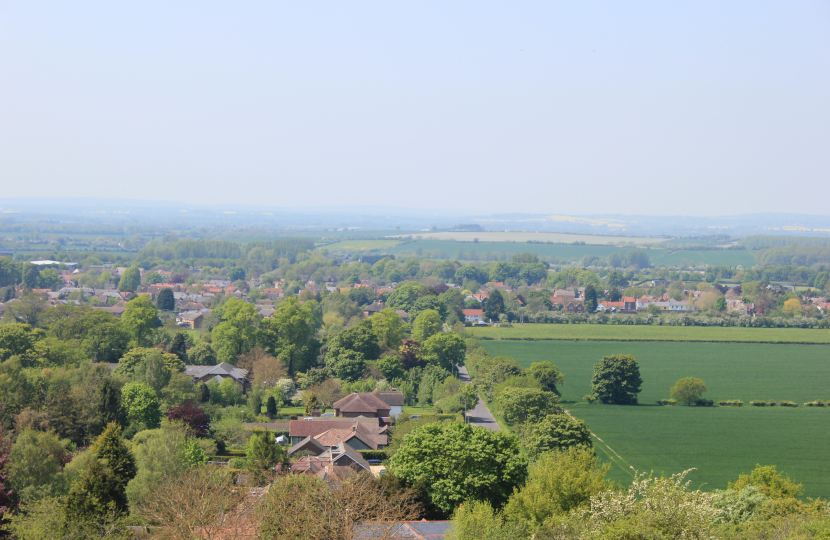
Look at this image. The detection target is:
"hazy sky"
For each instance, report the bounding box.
[2,1,828,215]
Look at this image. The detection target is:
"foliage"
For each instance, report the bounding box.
[329,349,367,382]
[156,288,175,310]
[670,377,708,406]
[503,447,611,529]
[370,308,408,348]
[121,295,158,347]
[412,310,443,343]
[166,402,210,437]
[528,361,564,395]
[260,296,321,374]
[126,422,190,508]
[448,500,526,540]
[496,388,561,425]
[121,382,162,429]
[389,422,527,517]
[419,332,466,373]
[117,266,141,292]
[518,414,593,459]
[211,298,260,364]
[590,354,643,405]
[728,464,803,499]
[168,333,188,363]
[188,341,217,366]
[245,430,287,485]
[485,290,505,321]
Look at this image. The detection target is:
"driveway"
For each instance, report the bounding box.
[457,365,501,431]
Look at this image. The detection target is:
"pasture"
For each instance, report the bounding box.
[320,239,403,251]
[387,231,665,245]
[479,340,830,498]
[470,324,830,344]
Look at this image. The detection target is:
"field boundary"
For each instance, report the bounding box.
[477,336,830,345]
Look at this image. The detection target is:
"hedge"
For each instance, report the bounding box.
[358,450,389,461]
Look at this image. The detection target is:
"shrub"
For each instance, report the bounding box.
[779,401,798,407]
[359,450,389,461]
[767,400,776,407]
[695,399,714,407]
[583,394,597,404]
[804,400,825,407]
[750,400,767,407]
[656,399,676,406]
[718,400,743,407]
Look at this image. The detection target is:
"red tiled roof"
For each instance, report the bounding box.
[288,418,382,439]
[462,309,484,316]
[333,393,391,414]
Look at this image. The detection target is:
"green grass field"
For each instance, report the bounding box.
[470,324,830,344]
[387,231,665,245]
[479,340,830,498]
[570,404,830,499]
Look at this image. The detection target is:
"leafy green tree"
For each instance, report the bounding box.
[7,430,64,502]
[503,447,611,528]
[484,290,505,321]
[116,347,182,381]
[0,323,39,362]
[156,288,175,311]
[460,384,479,411]
[259,297,321,374]
[714,295,727,312]
[625,249,651,269]
[118,266,142,293]
[211,298,260,364]
[670,377,708,406]
[188,341,217,366]
[121,383,162,429]
[412,310,442,343]
[121,296,158,347]
[590,354,643,405]
[370,308,407,348]
[21,264,40,290]
[385,281,427,312]
[133,351,173,394]
[246,430,286,486]
[496,388,561,425]
[227,266,246,281]
[126,423,190,508]
[518,414,593,460]
[377,355,405,380]
[528,361,564,395]
[389,422,527,517]
[143,271,164,285]
[324,318,379,364]
[419,332,466,373]
[168,333,188,364]
[408,296,449,323]
[47,393,85,446]
[329,350,366,382]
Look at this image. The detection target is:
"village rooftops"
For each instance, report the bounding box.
[334,392,391,418]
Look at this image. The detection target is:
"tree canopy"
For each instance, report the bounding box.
[590,354,643,405]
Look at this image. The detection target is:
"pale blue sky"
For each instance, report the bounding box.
[2,1,828,215]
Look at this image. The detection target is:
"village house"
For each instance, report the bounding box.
[462,309,485,323]
[333,392,393,418]
[287,418,390,447]
[186,362,251,393]
[176,311,204,329]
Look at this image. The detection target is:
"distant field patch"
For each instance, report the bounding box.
[651,249,758,267]
[387,240,641,262]
[479,339,830,498]
[387,231,665,245]
[322,240,402,251]
[469,324,830,344]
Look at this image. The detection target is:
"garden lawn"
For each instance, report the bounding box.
[569,404,830,499]
[470,324,830,344]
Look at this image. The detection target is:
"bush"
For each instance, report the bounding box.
[804,400,825,407]
[656,399,676,406]
[359,450,389,461]
[718,400,743,407]
[767,399,777,406]
[750,400,767,407]
[779,401,798,407]
[695,398,714,407]
[583,394,597,404]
